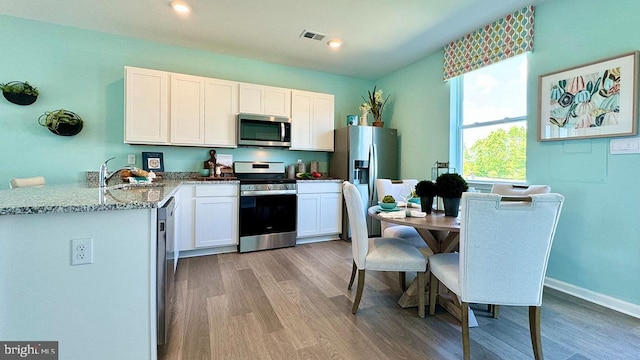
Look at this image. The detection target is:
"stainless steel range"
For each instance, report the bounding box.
[234,161,297,253]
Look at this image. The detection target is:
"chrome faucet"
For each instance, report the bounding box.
[99,157,133,188]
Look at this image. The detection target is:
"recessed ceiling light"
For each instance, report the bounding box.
[327,39,342,48]
[170,1,191,14]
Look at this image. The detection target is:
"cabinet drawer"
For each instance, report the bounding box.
[297,182,342,194]
[195,184,238,197]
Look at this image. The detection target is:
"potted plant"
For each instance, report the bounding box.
[38,109,84,136]
[1,81,39,105]
[362,85,390,127]
[415,180,436,214]
[436,173,469,217]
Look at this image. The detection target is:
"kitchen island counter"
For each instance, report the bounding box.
[0,179,239,216]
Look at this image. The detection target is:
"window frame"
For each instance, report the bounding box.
[449,59,528,188]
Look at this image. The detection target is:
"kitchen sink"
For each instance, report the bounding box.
[107,183,166,190]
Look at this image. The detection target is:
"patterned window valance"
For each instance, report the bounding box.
[443,6,535,80]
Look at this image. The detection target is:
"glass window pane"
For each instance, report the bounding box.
[462,54,528,125]
[462,121,527,181]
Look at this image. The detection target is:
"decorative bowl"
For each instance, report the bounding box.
[408,197,420,204]
[378,201,397,210]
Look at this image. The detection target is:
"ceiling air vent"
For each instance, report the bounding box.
[299,30,326,41]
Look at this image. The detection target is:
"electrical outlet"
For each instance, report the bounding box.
[71,238,93,265]
[127,154,136,165]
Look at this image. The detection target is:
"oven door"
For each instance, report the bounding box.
[239,193,297,252]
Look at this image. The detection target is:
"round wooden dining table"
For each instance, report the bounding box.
[367,206,473,324]
[368,206,460,254]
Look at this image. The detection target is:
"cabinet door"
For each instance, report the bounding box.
[238,83,263,114]
[297,194,320,237]
[290,90,313,150]
[290,90,335,151]
[204,78,238,147]
[319,193,342,234]
[194,196,239,248]
[124,67,169,144]
[239,83,291,117]
[264,86,291,117]
[170,73,205,145]
[313,93,335,151]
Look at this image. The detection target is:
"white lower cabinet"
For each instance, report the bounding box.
[178,184,239,252]
[194,184,239,248]
[297,182,342,239]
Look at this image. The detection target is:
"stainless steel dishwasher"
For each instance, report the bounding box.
[157,197,175,347]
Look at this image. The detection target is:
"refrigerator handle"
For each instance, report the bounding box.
[368,143,376,205]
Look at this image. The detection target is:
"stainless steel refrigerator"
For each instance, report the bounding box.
[330,126,398,238]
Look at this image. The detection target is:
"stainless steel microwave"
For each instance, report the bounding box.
[237,113,291,147]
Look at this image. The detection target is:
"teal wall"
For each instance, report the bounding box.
[380,0,640,306]
[377,51,450,179]
[0,15,370,185]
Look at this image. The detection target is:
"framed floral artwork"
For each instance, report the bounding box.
[538,51,638,141]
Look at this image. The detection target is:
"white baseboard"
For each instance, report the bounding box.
[545,277,640,319]
[296,235,340,245]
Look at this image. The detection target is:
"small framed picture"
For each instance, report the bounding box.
[142,152,164,172]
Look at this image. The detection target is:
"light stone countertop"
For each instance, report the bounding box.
[0,178,239,216]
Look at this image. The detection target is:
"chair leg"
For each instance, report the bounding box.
[352,270,366,314]
[529,306,544,360]
[461,301,470,360]
[348,261,357,290]
[399,271,406,291]
[429,272,438,315]
[417,271,426,318]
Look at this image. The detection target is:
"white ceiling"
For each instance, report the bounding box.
[0,0,541,80]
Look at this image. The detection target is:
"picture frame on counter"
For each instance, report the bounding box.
[142,152,164,172]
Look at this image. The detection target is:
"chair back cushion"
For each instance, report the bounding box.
[459,192,564,306]
[491,184,551,195]
[376,179,418,232]
[342,181,369,269]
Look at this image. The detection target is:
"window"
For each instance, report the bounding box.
[450,54,528,183]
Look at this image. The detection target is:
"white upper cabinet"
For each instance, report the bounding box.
[170,73,205,145]
[124,67,169,144]
[290,90,335,151]
[204,78,238,147]
[239,83,291,117]
[124,66,334,151]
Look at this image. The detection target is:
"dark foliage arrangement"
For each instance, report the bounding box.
[435,173,468,198]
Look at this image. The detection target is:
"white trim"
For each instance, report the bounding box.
[545,277,640,319]
[296,235,340,244]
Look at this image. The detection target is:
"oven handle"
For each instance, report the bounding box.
[241,189,297,196]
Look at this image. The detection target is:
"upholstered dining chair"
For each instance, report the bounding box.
[487,184,551,317]
[428,192,564,360]
[491,183,551,195]
[375,179,426,249]
[343,181,427,317]
[9,176,45,189]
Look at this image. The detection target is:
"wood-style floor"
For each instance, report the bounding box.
[159,240,640,360]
